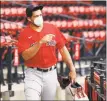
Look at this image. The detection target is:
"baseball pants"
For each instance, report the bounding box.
[24,66,58,100]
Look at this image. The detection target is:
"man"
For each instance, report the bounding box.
[17,4,76,100]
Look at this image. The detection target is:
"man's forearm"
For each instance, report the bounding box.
[59,46,75,72]
[22,41,42,61]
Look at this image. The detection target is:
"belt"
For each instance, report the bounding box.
[30,66,56,72]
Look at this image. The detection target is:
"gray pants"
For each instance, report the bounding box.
[24,67,58,100]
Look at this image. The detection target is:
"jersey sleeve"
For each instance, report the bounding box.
[17,33,30,54]
[55,27,67,49]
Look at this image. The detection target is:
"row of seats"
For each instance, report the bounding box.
[1,1,92,6]
[45,19,105,29]
[1,19,105,32]
[1,22,24,30]
[1,6,106,17]
[1,7,26,16]
[82,30,106,39]
[43,6,106,15]
[66,30,106,39]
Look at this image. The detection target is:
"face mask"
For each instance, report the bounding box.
[34,16,43,27]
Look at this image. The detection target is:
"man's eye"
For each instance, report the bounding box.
[36,15,40,17]
[40,14,42,16]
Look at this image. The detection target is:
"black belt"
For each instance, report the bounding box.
[30,66,56,72]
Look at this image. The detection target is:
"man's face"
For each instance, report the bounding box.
[31,9,42,21]
[28,9,43,27]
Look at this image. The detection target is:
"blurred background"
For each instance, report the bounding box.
[0,0,106,100]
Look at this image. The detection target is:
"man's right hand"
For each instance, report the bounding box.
[39,34,55,44]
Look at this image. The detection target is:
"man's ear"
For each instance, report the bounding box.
[27,17,31,22]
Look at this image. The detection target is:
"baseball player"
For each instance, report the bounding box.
[17,4,76,100]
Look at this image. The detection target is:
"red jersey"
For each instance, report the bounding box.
[17,23,67,68]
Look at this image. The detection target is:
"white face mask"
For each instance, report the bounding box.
[34,16,43,27]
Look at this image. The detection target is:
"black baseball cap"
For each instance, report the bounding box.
[26,4,43,17]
